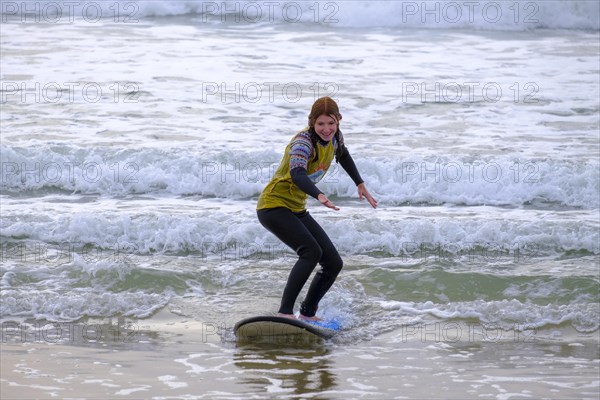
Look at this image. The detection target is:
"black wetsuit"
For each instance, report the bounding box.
[256,129,363,317]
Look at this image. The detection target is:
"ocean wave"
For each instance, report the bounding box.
[2,1,597,31]
[1,206,598,256]
[2,255,597,333]
[0,256,178,321]
[2,144,599,208]
[378,299,599,333]
[365,268,599,304]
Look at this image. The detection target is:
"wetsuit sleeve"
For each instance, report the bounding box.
[289,132,323,199]
[337,145,364,186]
[291,167,323,199]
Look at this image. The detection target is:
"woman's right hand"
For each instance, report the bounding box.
[318,193,340,211]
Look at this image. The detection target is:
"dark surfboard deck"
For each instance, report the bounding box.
[234,315,340,343]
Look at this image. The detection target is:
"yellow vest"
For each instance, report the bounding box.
[257,130,336,212]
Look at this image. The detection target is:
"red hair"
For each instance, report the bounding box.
[308,97,341,128]
[307,97,344,161]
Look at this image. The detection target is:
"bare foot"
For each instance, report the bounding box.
[298,314,323,322]
[277,313,296,320]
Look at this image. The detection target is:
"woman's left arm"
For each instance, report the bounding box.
[337,146,378,209]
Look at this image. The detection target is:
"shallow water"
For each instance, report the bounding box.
[1,1,599,398]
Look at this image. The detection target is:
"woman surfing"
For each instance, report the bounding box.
[256,96,377,322]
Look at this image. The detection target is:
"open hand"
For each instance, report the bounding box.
[357,183,378,208]
[318,193,340,210]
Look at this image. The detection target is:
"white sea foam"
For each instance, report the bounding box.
[4,1,598,31]
[0,255,172,321]
[2,145,598,209]
[0,287,170,321]
[378,299,600,333]
[1,201,598,255]
[1,2,597,341]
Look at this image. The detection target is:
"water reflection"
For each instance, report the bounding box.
[234,341,336,397]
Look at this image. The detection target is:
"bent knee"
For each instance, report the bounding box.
[332,256,343,274]
[322,249,343,274]
[298,242,323,264]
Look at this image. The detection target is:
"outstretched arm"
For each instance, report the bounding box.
[337,145,364,186]
[338,145,377,209]
[290,167,340,210]
[290,167,322,199]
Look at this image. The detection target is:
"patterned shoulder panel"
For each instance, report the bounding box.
[289,129,314,170]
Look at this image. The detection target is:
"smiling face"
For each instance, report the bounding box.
[313,114,339,142]
[308,97,342,142]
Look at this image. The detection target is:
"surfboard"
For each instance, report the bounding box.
[234,315,341,343]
